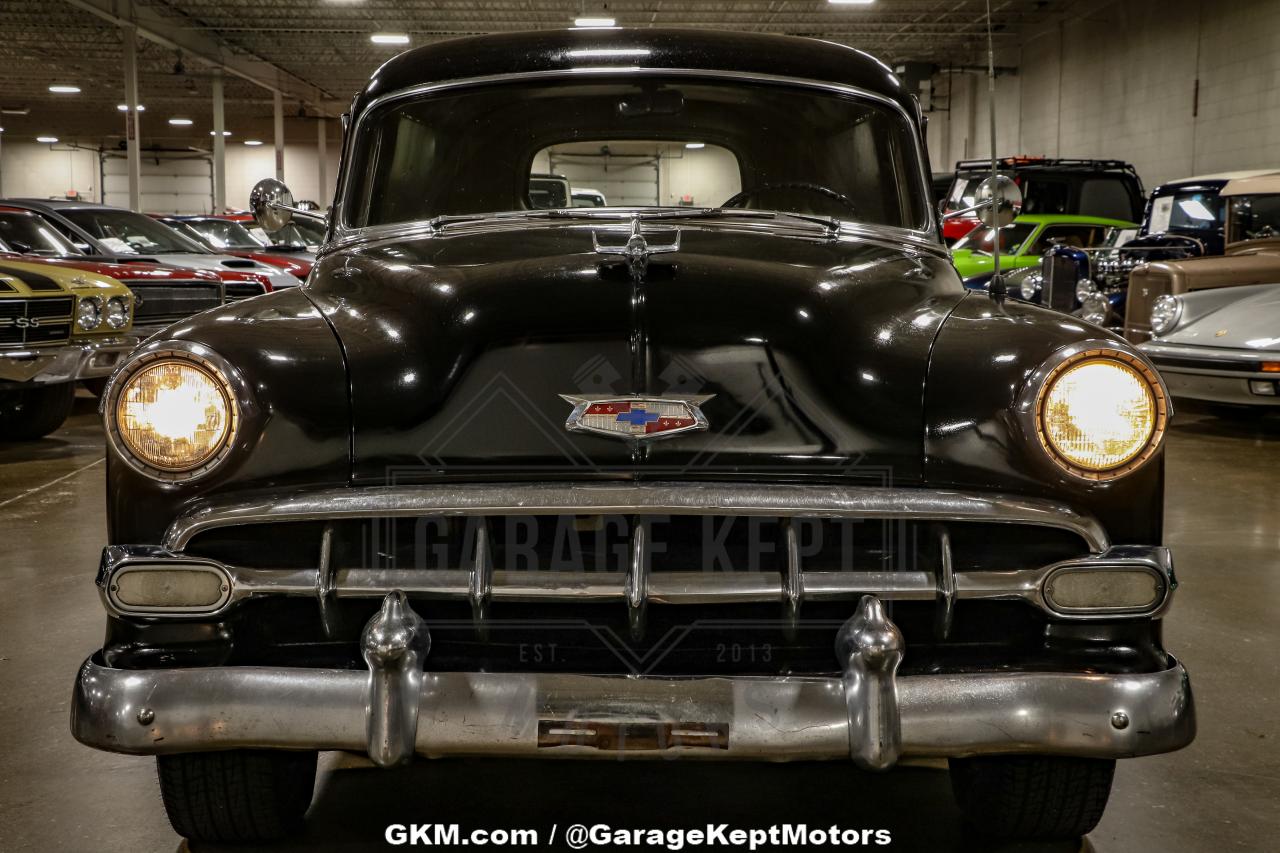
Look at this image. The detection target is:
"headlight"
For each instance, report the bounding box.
[112,356,237,477]
[1036,349,1167,480]
[1079,293,1110,326]
[105,296,130,329]
[76,296,103,330]
[1150,295,1182,336]
[1075,278,1097,302]
[1019,271,1043,300]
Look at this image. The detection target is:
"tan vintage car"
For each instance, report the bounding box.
[1126,172,1280,342]
[0,259,135,439]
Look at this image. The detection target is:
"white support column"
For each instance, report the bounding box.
[211,70,226,213]
[273,90,285,181]
[122,18,143,212]
[317,118,328,207]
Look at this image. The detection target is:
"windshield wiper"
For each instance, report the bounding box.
[425,207,843,235]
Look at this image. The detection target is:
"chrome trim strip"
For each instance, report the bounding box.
[71,654,1196,762]
[332,67,940,250]
[98,547,1175,622]
[163,482,1110,553]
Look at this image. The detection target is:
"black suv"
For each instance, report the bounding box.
[942,157,1145,243]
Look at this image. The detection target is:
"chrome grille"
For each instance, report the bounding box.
[127,282,223,325]
[0,296,74,347]
[224,281,268,301]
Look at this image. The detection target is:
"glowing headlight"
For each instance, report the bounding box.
[113,357,236,476]
[76,296,103,330]
[1036,350,1167,479]
[1150,295,1182,336]
[105,296,130,329]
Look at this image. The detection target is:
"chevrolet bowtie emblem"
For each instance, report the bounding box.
[561,394,712,441]
[592,215,681,282]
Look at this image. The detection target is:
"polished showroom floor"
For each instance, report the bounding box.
[0,394,1276,852]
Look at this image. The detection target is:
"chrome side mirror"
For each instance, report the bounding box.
[975,175,1023,229]
[250,178,295,232]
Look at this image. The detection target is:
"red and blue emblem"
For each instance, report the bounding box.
[560,395,712,441]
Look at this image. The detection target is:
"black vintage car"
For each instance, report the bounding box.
[71,28,1194,844]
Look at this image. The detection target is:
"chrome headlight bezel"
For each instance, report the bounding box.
[104,346,243,483]
[1150,294,1182,336]
[76,295,104,330]
[1020,344,1170,482]
[1079,292,1110,326]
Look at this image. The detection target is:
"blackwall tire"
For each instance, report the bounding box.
[0,383,75,440]
[949,755,1115,840]
[156,750,318,844]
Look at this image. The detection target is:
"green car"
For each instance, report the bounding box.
[951,214,1137,288]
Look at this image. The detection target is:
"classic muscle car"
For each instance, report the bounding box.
[158,215,314,279]
[70,28,1194,845]
[0,258,133,438]
[1139,283,1280,407]
[950,213,1136,288]
[0,199,299,292]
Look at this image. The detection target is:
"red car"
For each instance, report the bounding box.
[159,215,313,280]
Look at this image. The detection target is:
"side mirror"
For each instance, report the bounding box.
[975,175,1023,229]
[250,178,296,232]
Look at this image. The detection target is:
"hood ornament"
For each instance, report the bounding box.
[561,394,712,441]
[592,215,681,282]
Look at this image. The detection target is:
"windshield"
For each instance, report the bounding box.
[951,222,1036,255]
[1147,191,1225,234]
[251,217,324,249]
[1228,194,1280,243]
[179,219,265,250]
[346,78,928,231]
[0,211,82,256]
[60,209,207,255]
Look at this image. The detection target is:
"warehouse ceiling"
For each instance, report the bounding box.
[0,0,1068,146]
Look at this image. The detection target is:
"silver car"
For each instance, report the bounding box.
[1140,283,1280,406]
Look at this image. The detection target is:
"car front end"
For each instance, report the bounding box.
[68,28,1194,845]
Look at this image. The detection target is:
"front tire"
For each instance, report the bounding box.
[156,750,318,844]
[949,755,1115,840]
[0,383,75,440]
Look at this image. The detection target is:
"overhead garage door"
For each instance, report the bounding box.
[101,150,213,214]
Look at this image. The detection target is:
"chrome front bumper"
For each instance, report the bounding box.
[0,335,138,385]
[72,593,1195,770]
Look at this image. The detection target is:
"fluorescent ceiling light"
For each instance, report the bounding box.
[116,104,145,111]
[828,1,875,4]
[37,136,58,143]
[244,140,264,146]
[48,85,81,94]
[370,33,410,44]
[574,17,616,27]
[168,117,193,126]
[685,142,705,149]
[210,130,232,136]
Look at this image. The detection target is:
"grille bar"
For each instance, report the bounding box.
[0,296,74,347]
[128,282,223,324]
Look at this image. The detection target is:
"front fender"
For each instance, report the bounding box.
[924,292,1164,545]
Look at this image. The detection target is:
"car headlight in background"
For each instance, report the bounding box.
[1079,293,1110,326]
[1075,278,1098,303]
[105,296,131,329]
[112,356,237,477]
[1150,295,1182,336]
[1035,348,1168,480]
[76,296,103,330]
[1015,269,1042,301]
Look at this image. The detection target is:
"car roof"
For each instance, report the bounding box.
[1012,214,1138,227]
[1169,169,1279,184]
[1221,172,1280,196]
[354,28,914,119]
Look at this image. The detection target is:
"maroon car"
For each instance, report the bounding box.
[159,215,314,280]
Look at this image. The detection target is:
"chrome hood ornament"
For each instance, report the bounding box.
[592,214,681,282]
[560,394,712,441]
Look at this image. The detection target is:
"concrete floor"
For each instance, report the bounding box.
[0,394,1276,852]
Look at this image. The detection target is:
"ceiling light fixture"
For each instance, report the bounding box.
[168,117,193,126]
[828,0,876,4]
[37,136,59,144]
[116,104,146,112]
[243,140,264,146]
[370,33,410,45]
[48,85,81,94]
[574,17,616,27]
[210,130,232,136]
[685,142,706,149]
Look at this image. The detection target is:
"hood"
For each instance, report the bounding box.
[17,255,223,284]
[227,250,313,280]
[305,221,963,484]
[154,253,300,290]
[1163,283,1280,349]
